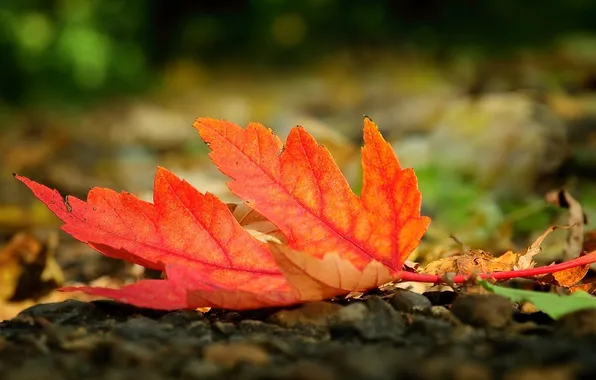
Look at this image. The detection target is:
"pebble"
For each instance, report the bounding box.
[390,289,432,312]
[553,309,596,338]
[331,297,405,341]
[283,361,337,380]
[203,342,270,367]
[113,317,171,341]
[421,357,493,380]
[212,321,236,335]
[18,300,102,325]
[429,306,461,325]
[4,294,596,379]
[159,310,206,327]
[504,365,576,380]
[450,294,513,328]
[333,302,369,325]
[268,301,344,328]
[423,291,458,306]
[181,360,221,380]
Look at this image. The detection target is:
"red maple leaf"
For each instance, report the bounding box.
[15,168,296,309]
[194,117,430,300]
[15,117,429,309]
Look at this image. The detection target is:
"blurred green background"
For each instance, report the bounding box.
[3,0,596,107]
[2,0,596,260]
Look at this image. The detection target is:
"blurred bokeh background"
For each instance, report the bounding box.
[2,0,596,316]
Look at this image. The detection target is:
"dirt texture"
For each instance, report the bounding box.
[2,290,596,380]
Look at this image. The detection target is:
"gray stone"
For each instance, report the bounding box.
[390,289,432,312]
[451,294,513,328]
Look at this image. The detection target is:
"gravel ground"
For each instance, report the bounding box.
[2,289,596,380]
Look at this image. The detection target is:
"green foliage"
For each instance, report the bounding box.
[0,1,150,106]
[415,165,505,246]
[479,280,596,320]
[3,1,596,107]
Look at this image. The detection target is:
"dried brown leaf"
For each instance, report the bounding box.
[546,189,586,260]
[421,227,564,277]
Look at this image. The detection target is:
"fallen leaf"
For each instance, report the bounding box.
[16,168,296,310]
[268,244,394,301]
[570,278,596,294]
[546,189,587,260]
[0,230,63,301]
[421,249,516,276]
[16,117,430,310]
[584,229,596,253]
[551,263,591,287]
[195,117,429,297]
[516,226,568,269]
[537,247,591,289]
[227,202,285,244]
[420,226,563,277]
[532,190,591,287]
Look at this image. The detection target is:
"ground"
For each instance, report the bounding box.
[1,288,596,380]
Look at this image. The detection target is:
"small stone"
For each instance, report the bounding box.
[429,306,461,325]
[554,309,596,338]
[453,363,492,380]
[159,310,206,327]
[212,321,236,335]
[203,342,270,367]
[504,365,575,380]
[451,325,477,343]
[390,289,432,312]
[186,320,213,343]
[420,358,492,380]
[284,361,336,380]
[451,294,513,328]
[520,302,539,314]
[332,345,402,379]
[0,337,9,352]
[423,290,458,306]
[333,302,369,325]
[91,300,167,319]
[331,297,405,341]
[181,360,221,379]
[4,363,67,380]
[268,301,344,328]
[110,341,157,366]
[113,317,171,341]
[18,300,102,325]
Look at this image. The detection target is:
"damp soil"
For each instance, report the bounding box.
[1,290,596,380]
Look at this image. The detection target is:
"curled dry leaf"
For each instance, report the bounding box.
[421,249,517,276]
[268,244,393,301]
[585,230,596,253]
[0,230,63,301]
[534,190,591,287]
[517,226,570,269]
[536,240,590,289]
[546,189,587,260]
[227,203,286,244]
[570,278,596,294]
[420,226,566,277]
[549,262,590,288]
